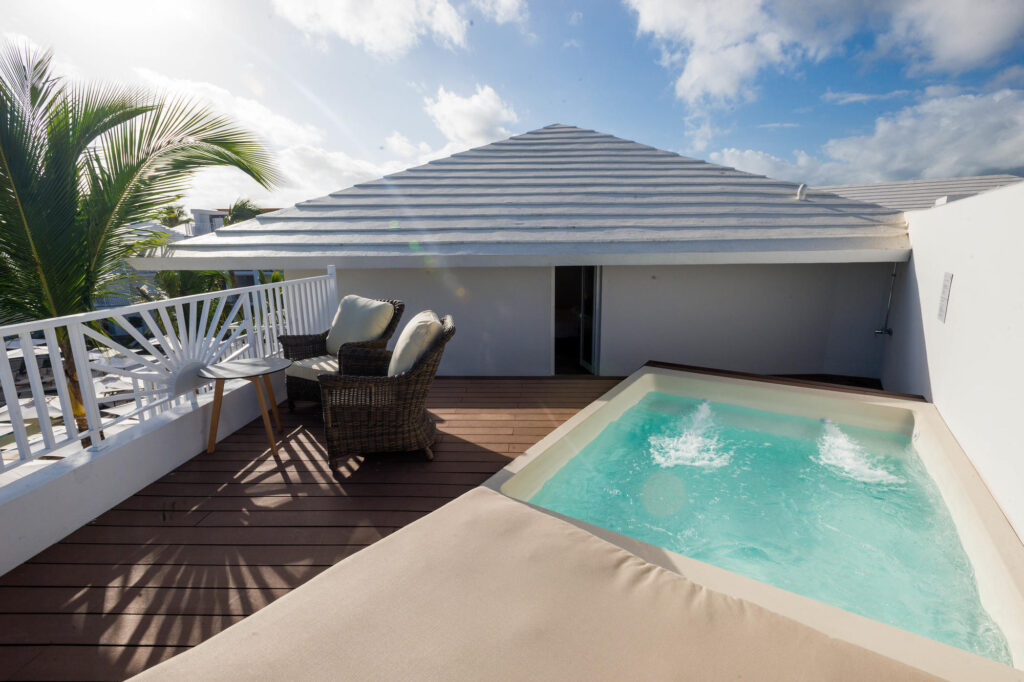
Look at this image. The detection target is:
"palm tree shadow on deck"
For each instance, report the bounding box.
[3,378,614,680]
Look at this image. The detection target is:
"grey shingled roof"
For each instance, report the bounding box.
[814,175,1022,212]
[138,124,909,270]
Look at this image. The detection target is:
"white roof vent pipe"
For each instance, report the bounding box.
[795,184,808,200]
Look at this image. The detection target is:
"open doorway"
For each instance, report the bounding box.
[554,266,599,374]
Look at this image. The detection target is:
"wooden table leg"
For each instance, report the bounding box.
[262,374,282,433]
[250,377,279,457]
[206,379,225,454]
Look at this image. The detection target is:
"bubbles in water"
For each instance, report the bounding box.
[648,402,734,468]
[815,422,903,484]
[640,472,687,517]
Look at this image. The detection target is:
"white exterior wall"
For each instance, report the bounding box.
[599,264,892,377]
[286,267,554,376]
[881,182,1024,539]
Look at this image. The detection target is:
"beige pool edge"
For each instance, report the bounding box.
[485,366,1024,681]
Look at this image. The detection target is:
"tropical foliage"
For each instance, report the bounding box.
[158,203,189,227]
[224,197,262,225]
[0,41,279,434]
[0,42,279,324]
[257,269,284,285]
[151,269,230,298]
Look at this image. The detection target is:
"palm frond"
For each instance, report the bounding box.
[0,39,279,323]
[0,42,66,322]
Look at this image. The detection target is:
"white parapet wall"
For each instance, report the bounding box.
[881,181,1024,541]
[0,374,282,577]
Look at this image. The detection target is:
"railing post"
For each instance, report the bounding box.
[326,265,339,320]
[68,321,105,450]
[0,338,30,464]
[43,326,79,441]
[241,293,256,359]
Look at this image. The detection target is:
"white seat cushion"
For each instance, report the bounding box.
[325,295,395,356]
[285,355,338,382]
[387,311,442,376]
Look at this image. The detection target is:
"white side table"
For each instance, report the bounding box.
[200,357,292,456]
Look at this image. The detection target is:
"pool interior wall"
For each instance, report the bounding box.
[494,367,1024,678]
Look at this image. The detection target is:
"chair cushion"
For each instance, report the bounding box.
[285,355,338,382]
[325,295,394,356]
[388,311,442,376]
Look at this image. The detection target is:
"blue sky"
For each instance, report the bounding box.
[7,0,1024,209]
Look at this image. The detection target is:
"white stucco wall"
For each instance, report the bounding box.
[0,375,281,577]
[286,267,554,376]
[599,263,893,377]
[881,182,1024,539]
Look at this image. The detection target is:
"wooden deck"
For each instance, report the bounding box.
[0,377,619,681]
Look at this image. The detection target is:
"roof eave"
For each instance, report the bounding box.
[130,240,911,271]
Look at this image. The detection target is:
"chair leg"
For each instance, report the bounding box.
[287,398,295,411]
[423,446,434,461]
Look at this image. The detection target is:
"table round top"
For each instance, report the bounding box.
[199,357,292,380]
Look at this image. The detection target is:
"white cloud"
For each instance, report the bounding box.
[824,88,1024,181]
[625,0,1024,108]
[424,84,518,153]
[710,88,1024,185]
[880,0,1024,74]
[384,131,432,158]
[710,147,823,180]
[137,70,320,149]
[624,0,843,107]
[822,89,910,105]
[472,0,528,24]
[136,70,403,208]
[756,122,799,129]
[134,72,519,209]
[271,0,467,58]
[684,117,718,153]
[3,31,82,80]
[569,10,583,25]
[987,65,1024,90]
[563,39,583,50]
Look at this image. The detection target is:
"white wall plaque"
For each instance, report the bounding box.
[938,272,953,322]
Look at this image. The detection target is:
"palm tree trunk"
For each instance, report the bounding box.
[54,331,92,447]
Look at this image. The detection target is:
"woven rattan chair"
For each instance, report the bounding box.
[278,298,404,409]
[318,316,455,479]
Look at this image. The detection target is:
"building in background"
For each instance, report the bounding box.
[134,124,913,380]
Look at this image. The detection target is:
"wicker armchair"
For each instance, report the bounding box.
[318,316,455,479]
[278,299,404,409]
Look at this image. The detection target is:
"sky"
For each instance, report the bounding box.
[6,0,1024,210]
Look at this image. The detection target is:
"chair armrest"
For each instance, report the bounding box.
[318,372,400,391]
[338,345,392,376]
[318,372,403,413]
[278,332,328,360]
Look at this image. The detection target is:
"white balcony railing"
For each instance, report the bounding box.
[0,268,337,473]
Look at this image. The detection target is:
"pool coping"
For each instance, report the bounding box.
[483,365,1024,681]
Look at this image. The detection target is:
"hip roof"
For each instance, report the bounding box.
[136,124,910,270]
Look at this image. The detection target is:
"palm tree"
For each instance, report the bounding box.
[158,203,189,227]
[257,269,284,285]
[0,42,279,436]
[224,197,262,225]
[152,270,230,298]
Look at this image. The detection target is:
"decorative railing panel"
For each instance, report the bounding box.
[0,268,337,472]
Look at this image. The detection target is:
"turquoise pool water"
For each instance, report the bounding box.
[529,392,1011,664]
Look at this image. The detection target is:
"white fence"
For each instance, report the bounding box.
[0,268,337,472]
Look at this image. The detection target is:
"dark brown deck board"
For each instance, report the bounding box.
[0,376,618,680]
